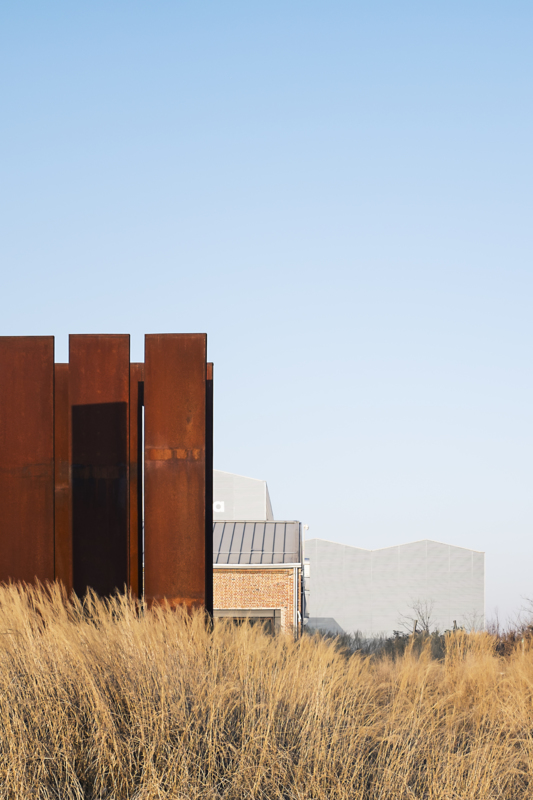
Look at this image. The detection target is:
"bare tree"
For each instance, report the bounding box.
[520,597,533,627]
[398,598,436,635]
[460,609,485,633]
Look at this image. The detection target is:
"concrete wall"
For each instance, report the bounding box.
[305,538,484,636]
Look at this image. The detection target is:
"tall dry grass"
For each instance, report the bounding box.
[0,583,532,799]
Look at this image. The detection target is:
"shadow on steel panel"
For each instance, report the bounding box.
[69,334,130,598]
[54,362,72,592]
[129,362,144,598]
[144,333,208,610]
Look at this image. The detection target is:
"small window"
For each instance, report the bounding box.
[213,608,282,633]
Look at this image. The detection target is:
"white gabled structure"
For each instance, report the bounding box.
[213,470,274,521]
[305,538,484,637]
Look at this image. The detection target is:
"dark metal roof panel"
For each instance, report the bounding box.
[213,521,301,564]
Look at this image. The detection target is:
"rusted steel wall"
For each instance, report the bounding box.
[54,363,72,592]
[69,334,130,597]
[205,362,214,617]
[0,336,55,584]
[129,362,144,598]
[144,334,207,609]
[0,333,212,603]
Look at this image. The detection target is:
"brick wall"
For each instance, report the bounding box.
[213,568,298,631]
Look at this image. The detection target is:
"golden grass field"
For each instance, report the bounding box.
[0,583,532,799]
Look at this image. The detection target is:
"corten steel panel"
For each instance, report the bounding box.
[205,362,214,617]
[129,363,144,598]
[69,335,130,598]
[144,333,207,609]
[0,336,55,584]
[54,363,72,592]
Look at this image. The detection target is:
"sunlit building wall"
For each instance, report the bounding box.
[305,538,484,636]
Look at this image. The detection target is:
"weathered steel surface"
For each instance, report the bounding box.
[144,334,207,609]
[69,335,130,597]
[0,336,55,584]
[128,362,144,598]
[205,362,214,617]
[54,363,72,592]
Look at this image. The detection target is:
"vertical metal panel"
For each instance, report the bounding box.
[250,523,262,564]
[69,334,130,597]
[144,333,207,609]
[241,522,254,561]
[213,521,230,564]
[205,362,214,616]
[263,523,276,563]
[54,363,72,592]
[228,523,245,564]
[129,363,144,598]
[0,336,55,584]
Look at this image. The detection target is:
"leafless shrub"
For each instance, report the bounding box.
[397,597,438,636]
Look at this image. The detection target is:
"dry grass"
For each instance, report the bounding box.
[1,584,533,799]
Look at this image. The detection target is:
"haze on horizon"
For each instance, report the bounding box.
[1,1,532,622]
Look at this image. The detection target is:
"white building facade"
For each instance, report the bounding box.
[305,538,484,636]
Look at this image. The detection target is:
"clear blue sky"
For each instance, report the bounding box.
[1,2,532,622]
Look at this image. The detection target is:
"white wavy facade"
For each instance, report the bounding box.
[305,538,484,636]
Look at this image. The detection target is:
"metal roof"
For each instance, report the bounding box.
[213,521,301,565]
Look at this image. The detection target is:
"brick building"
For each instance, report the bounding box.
[213,520,303,633]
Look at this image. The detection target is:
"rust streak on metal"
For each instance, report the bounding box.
[144,334,207,610]
[129,362,144,598]
[145,447,202,461]
[0,336,55,584]
[69,335,130,597]
[54,363,72,592]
